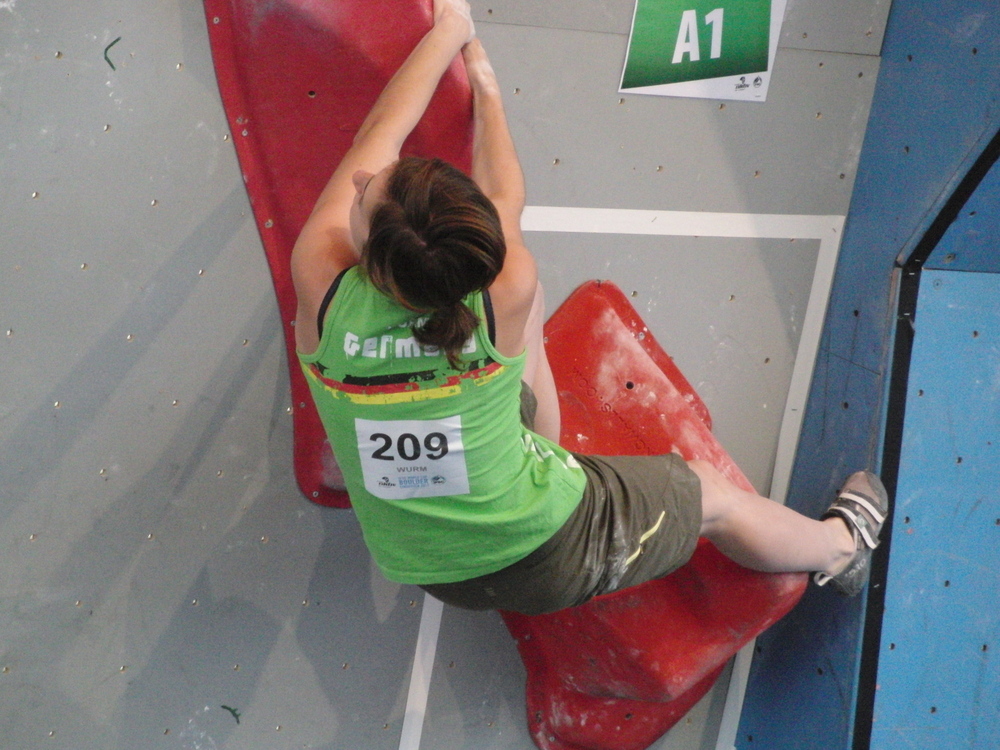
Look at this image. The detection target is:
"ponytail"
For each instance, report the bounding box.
[414,302,480,369]
[361,157,506,369]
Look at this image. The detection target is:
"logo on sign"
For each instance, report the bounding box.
[399,475,430,490]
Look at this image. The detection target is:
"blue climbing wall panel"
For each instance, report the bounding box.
[924,158,1000,275]
[872,268,1000,747]
[870,146,1000,748]
[739,1,1000,748]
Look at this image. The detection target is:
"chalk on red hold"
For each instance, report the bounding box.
[205,0,472,507]
[501,281,807,750]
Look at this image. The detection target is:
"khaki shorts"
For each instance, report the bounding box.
[421,451,703,615]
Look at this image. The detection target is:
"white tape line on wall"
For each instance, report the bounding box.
[398,593,444,750]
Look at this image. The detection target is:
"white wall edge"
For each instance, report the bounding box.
[399,594,444,750]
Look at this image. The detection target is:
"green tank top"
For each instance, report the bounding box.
[298,267,586,584]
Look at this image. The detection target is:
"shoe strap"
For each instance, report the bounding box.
[841,489,886,525]
[827,504,880,550]
[814,570,833,586]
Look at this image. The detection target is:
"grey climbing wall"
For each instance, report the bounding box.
[0,1,887,748]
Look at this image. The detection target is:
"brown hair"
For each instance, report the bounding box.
[361,157,506,368]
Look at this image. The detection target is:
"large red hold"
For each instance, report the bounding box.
[205,0,472,507]
[501,281,806,750]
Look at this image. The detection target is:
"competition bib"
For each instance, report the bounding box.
[355,416,470,499]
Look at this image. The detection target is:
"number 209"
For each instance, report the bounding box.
[370,432,449,461]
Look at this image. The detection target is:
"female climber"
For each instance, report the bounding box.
[291,0,889,614]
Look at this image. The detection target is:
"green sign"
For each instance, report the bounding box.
[622,0,773,91]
